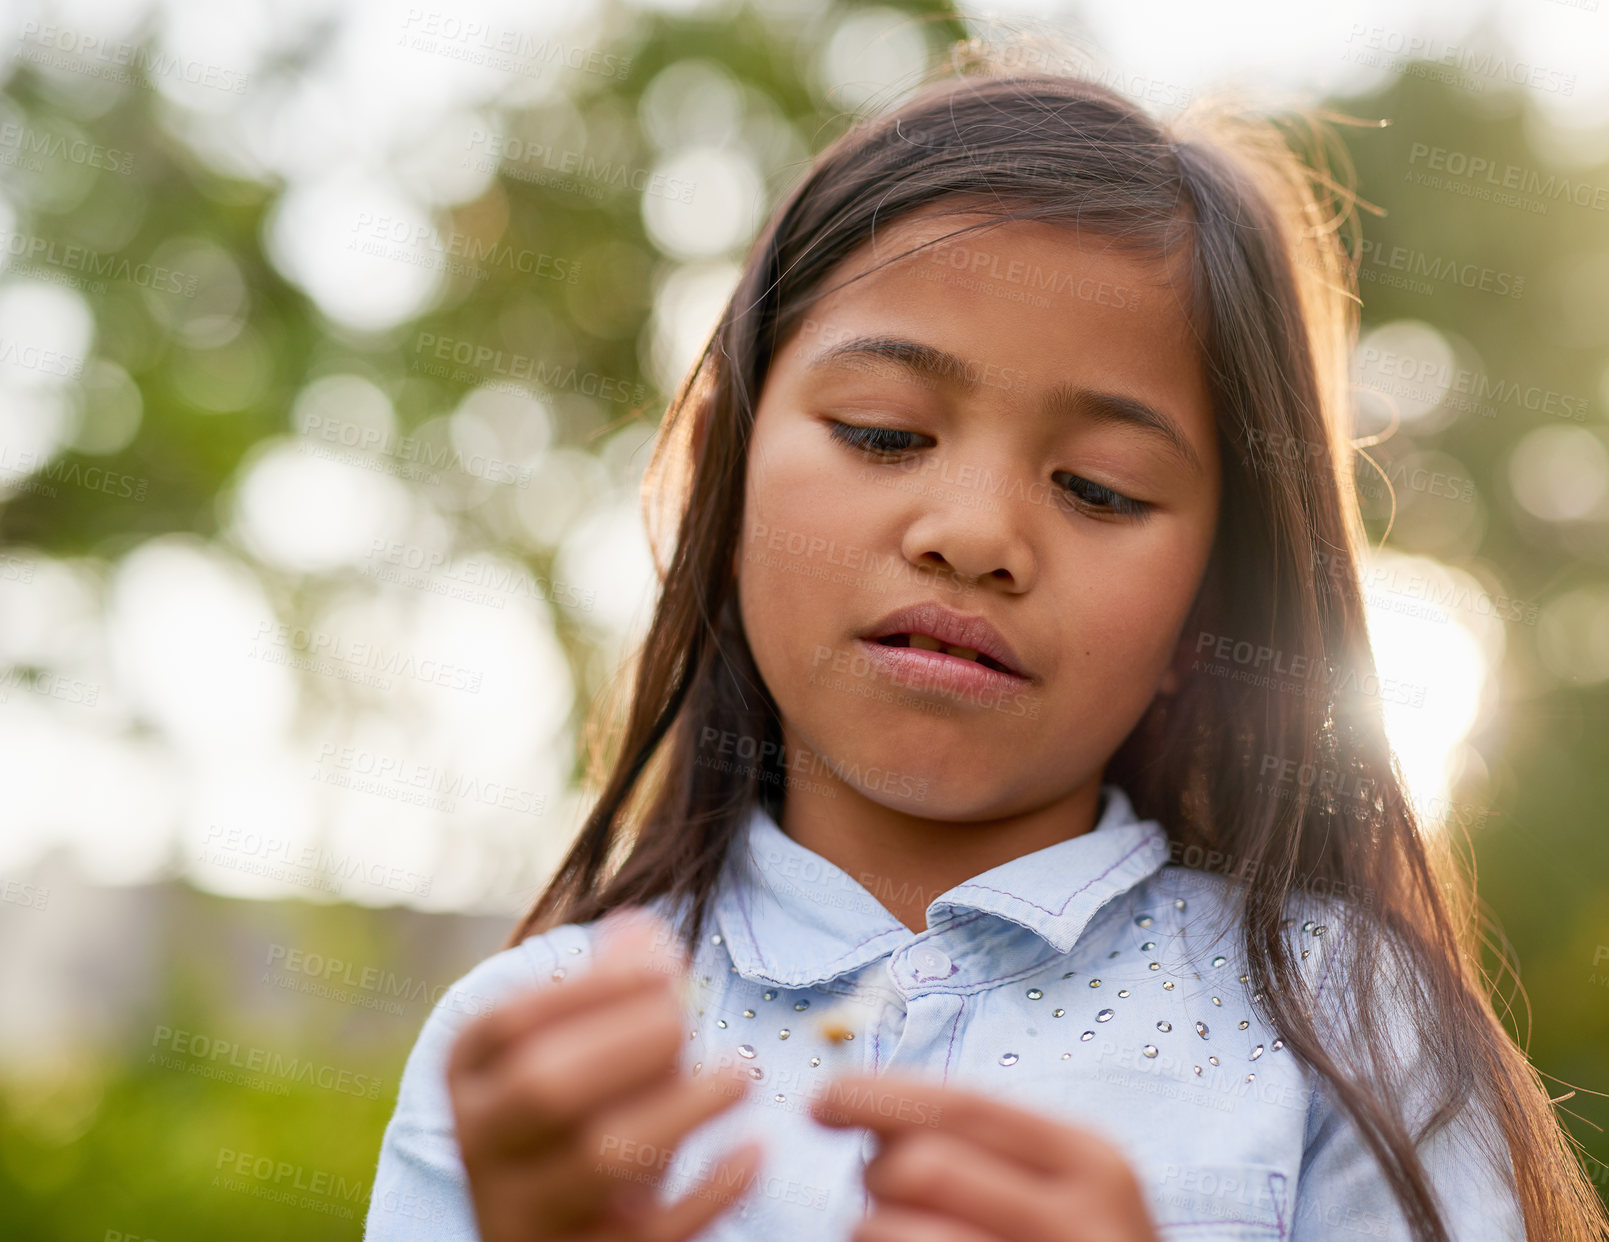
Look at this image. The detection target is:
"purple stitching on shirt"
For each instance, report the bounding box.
[1166,1169,1287,1234]
[730,826,1159,986]
[1164,1171,1287,1229]
[733,877,905,980]
[951,835,1158,918]
[941,995,964,1085]
[1163,1215,1280,1232]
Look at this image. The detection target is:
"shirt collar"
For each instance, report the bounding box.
[711,784,1172,989]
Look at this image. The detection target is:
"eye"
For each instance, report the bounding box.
[1053,472,1152,521]
[827,421,928,456]
[830,420,1152,522]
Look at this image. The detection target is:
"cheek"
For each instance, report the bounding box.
[1054,536,1207,687]
[737,453,863,684]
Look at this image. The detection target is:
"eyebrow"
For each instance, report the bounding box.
[807,334,1206,478]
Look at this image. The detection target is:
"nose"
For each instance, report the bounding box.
[900,479,1036,590]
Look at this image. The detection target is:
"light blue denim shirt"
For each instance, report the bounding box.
[364,784,1524,1241]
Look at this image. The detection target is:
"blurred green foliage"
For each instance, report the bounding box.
[1,3,1606,1238]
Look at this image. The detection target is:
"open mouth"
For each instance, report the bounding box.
[874,633,1016,675]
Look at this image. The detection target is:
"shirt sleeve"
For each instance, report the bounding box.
[1287,913,1526,1241]
[362,932,569,1241]
[1289,1078,1525,1241]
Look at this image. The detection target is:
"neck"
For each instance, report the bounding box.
[775,739,1107,934]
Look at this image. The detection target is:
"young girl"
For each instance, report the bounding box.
[364,41,1608,1242]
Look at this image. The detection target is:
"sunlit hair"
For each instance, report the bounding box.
[509,33,1607,1242]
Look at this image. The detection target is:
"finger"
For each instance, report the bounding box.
[852,1204,1005,1242]
[613,1136,767,1242]
[861,1129,1057,1242]
[493,1062,760,1242]
[450,958,678,1078]
[593,907,691,982]
[467,982,690,1154]
[810,1071,1085,1177]
[586,1058,755,1186]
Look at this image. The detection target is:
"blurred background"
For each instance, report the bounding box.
[0,0,1606,1235]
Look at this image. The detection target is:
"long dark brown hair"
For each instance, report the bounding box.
[508,36,1607,1242]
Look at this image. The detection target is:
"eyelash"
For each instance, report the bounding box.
[826,421,1153,521]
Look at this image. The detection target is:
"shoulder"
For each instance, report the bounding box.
[380,920,600,1137]
[394,890,694,1087]
[1132,862,1356,993]
[421,923,593,1044]
[405,892,692,1064]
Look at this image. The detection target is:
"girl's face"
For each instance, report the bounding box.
[736,206,1221,820]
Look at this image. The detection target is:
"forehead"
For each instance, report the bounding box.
[777,205,1213,446]
[872,201,1190,280]
[786,204,1203,356]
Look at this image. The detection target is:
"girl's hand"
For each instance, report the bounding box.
[811,1071,1162,1242]
[447,909,764,1242]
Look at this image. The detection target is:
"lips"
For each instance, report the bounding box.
[859,602,1031,680]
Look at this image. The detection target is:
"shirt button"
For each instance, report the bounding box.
[910,945,952,978]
